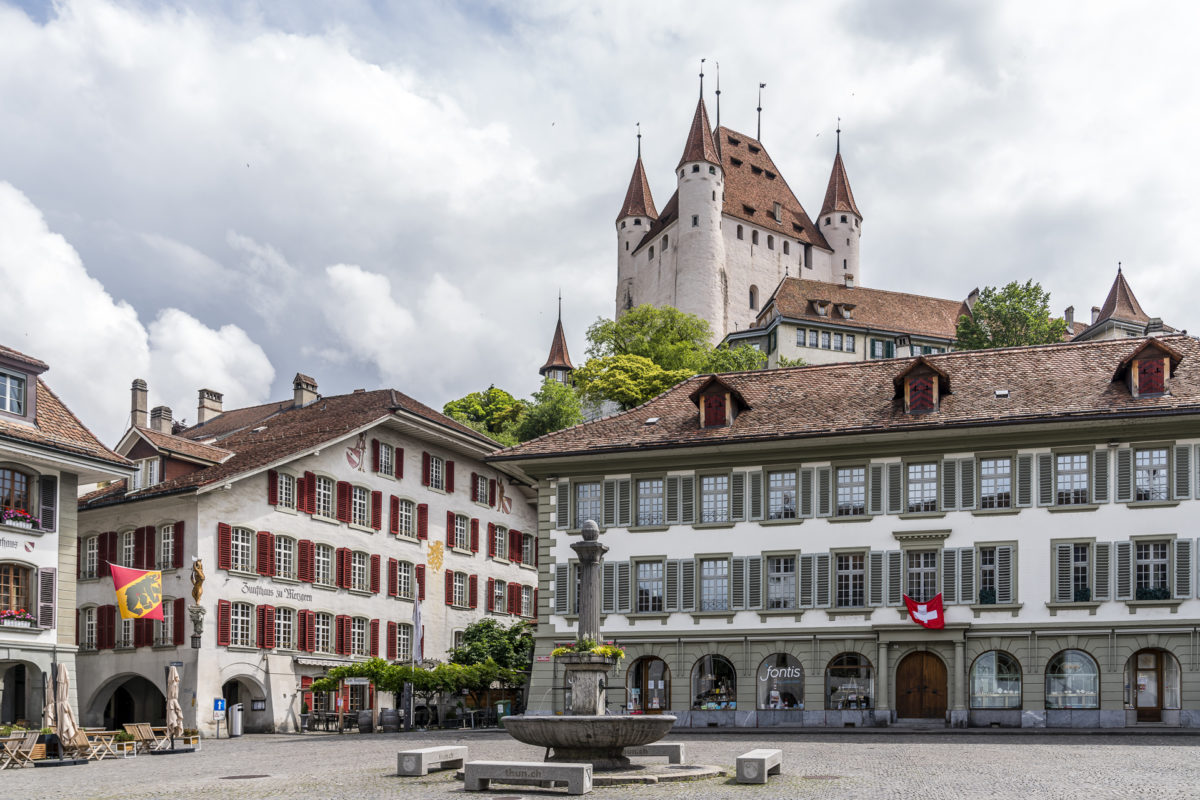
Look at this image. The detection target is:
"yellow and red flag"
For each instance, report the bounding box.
[110,564,164,620]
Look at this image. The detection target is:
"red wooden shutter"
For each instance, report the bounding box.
[217,600,231,646]
[335,548,347,588]
[487,523,496,557]
[387,558,398,596]
[389,495,399,534]
[446,511,455,545]
[298,540,314,583]
[295,474,307,512]
[422,452,431,486]
[173,521,185,569]
[371,438,380,472]
[470,518,479,553]
[267,469,279,505]
[417,504,428,540]
[469,574,478,609]
[370,554,381,594]
[265,606,276,648]
[446,461,455,493]
[336,481,351,522]
[510,530,522,563]
[489,479,496,507]
[343,616,353,655]
[132,617,146,648]
[533,535,539,568]
[75,609,79,646]
[303,471,317,513]
[217,523,232,570]
[416,565,425,600]
[257,531,275,576]
[507,584,517,614]
[76,542,82,579]
[371,491,382,530]
[133,526,147,571]
[256,605,267,648]
[387,621,397,660]
[533,588,538,619]
[369,619,379,656]
[173,597,185,645]
[334,614,346,654]
[445,570,454,606]
[470,472,479,502]
[301,675,313,710]
[486,578,495,612]
[396,448,404,479]
[300,610,315,652]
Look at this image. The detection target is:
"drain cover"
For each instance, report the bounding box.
[802,775,843,780]
[220,775,269,780]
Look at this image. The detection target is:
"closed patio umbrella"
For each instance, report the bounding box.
[42,669,56,730]
[166,666,185,740]
[55,663,79,743]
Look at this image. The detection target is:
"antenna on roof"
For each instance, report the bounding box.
[636,122,641,159]
[558,289,562,322]
[757,83,766,141]
[836,117,841,155]
[715,61,721,138]
[1117,261,1122,274]
[699,58,705,98]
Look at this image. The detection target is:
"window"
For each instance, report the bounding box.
[783,241,791,255]
[906,550,938,602]
[83,535,98,579]
[869,338,894,359]
[275,537,296,580]
[396,623,413,661]
[767,470,797,519]
[691,214,699,227]
[766,235,774,250]
[906,462,938,513]
[351,618,368,655]
[751,230,759,245]
[826,653,873,709]
[633,218,641,225]
[452,514,469,550]
[648,246,654,259]
[836,553,865,607]
[636,478,664,526]
[1135,448,1169,502]
[521,585,533,616]
[492,525,507,561]
[691,164,699,173]
[452,572,467,606]
[0,370,25,414]
[1073,544,1090,601]
[699,558,729,611]
[521,532,535,565]
[314,476,334,517]
[1135,541,1170,598]
[757,653,802,709]
[492,579,507,613]
[836,467,866,517]
[737,225,743,240]
[118,618,133,648]
[970,651,1021,709]
[575,482,602,529]
[1045,650,1099,709]
[820,331,830,349]
[700,475,729,523]
[313,612,332,652]
[131,458,159,491]
[1124,649,1181,711]
[845,334,855,352]
[766,555,796,609]
[0,563,30,612]
[473,473,488,505]
[979,546,996,603]
[397,561,413,599]
[1055,453,1089,505]
[795,329,805,348]
[662,235,668,250]
[428,456,444,491]
[378,443,394,476]
[120,529,136,567]
[230,602,253,647]
[275,607,295,650]
[351,552,369,591]
[980,457,1012,509]
[749,286,758,310]
[691,654,737,709]
[397,499,415,537]
[80,607,96,649]
[351,486,370,526]
[231,528,254,572]
[278,473,296,509]
[155,600,174,645]
[314,544,333,585]
[636,561,664,612]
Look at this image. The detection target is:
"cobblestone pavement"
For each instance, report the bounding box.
[7,729,1200,799]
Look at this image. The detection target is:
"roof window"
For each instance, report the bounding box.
[994,389,1010,399]
[748,144,760,154]
[689,376,749,430]
[751,165,763,175]
[773,203,782,222]
[765,170,776,180]
[812,299,830,317]
[893,358,951,415]
[742,204,755,215]
[730,157,743,167]
[1115,339,1182,398]
[727,136,741,147]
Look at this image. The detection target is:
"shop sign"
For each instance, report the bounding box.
[239,581,313,603]
[535,655,550,662]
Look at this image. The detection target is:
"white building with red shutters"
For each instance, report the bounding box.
[74,373,537,735]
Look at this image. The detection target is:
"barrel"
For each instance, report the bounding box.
[380,709,401,732]
[357,710,373,733]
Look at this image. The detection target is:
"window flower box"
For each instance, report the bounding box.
[1,508,37,529]
[0,609,36,628]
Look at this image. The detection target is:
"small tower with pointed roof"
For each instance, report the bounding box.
[673,91,727,335]
[616,125,658,316]
[539,296,575,386]
[818,122,863,287]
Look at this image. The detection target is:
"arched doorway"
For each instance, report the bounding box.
[626,657,670,714]
[895,651,947,719]
[221,676,272,732]
[96,676,166,729]
[1125,649,1181,723]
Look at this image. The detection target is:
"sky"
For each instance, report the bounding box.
[1,0,1198,445]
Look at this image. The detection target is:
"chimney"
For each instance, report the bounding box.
[966,288,980,312]
[1145,317,1164,336]
[843,273,855,288]
[293,373,318,408]
[150,406,173,434]
[131,379,148,429]
[1091,306,1101,324]
[197,388,224,424]
[1064,306,1074,328]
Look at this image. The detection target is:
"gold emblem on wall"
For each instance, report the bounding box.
[427,540,444,574]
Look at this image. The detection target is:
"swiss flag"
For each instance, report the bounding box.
[903,593,945,629]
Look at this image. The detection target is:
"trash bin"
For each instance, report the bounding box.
[496,700,510,721]
[229,703,244,737]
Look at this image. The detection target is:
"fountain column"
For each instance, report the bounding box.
[564,520,609,715]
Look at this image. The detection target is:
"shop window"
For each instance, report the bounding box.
[691,654,737,710]
[826,653,873,709]
[969,651,1022,709]
[1124,649,1180,718]
[1045,650,1099,709]
[627,656,670,714]
[757,653,803,710]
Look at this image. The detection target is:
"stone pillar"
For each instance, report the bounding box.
[875,641,889,717]
[951,638,968,728]
[571,521,607,644]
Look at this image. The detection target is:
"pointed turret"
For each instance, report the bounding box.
[820,151,861,219]
[616,156,657,223]
[1096,267,1149,325]
[818,124,863,287]
[539,299,574,386]
[676,97,720,169]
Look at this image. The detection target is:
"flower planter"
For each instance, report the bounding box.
[1,618,33,628]
[7,520,32,529]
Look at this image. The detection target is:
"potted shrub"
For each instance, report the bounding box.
[181,728,201,749]
[34,727,58,760]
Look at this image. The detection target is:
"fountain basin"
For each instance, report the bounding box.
[502,714,677,770]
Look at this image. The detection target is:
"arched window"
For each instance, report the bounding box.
[0,563,32,613]
[1045,649,1099,709]
[783,241,790,255]
[751,230,759,245]
[627,656,670,714]
[0,468,31,514]
[826,652,873,709]
[767,235,774,250]
[757,654,803,709]
[749,286,759,310]
[1124,649,1181,718]
[737,225,744,240]
[691,654,737,710]
[662,235,668,250]
[970,651,1022,709]
[648,246,654,260]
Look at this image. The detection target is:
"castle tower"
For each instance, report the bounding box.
[673,95,727,339]
[818,125,862,287]
[615,130,658,316]
[539,297,575,386]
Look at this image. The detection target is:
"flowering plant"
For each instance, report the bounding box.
[2,508,36,526]
[551,637,625,661]
[0,608,36,623]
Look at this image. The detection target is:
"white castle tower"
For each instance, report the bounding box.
[817,124,863,287]
[615,129,658,314]
[673,95,727,333]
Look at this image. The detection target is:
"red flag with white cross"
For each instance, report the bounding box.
[903,593,944,629]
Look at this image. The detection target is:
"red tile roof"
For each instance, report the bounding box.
[819,152,861,219]
[540,318,574,373]
[0,344,48,373]
[616,157,658,223]
[0,379,130,469]
[491,335,1200,461]
[677,97,720,169]
[132,427,232,463]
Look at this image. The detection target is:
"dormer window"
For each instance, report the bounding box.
[690,375,750,430]
[836,303,856,319]
[908,375,936,413]
[0,370,25,415]
[130,457,160,491]
[773,203,782,222]
[702,395,726,427]
[813,300,830,317]
[1115,340,1181,398]
[894,358,951,415]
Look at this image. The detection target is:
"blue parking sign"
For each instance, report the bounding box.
[214,698,226,713]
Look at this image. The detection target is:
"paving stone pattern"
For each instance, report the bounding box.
[8,730,1200,799]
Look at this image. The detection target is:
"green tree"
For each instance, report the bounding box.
[586,304,714,371]
[956,280,1069,350]
[443,386,527,446]
[702,343,769,373]
[514,379,583,442]
[449,618,534,671]
[572,354,693,411]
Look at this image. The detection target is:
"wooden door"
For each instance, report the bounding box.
[895,652,948,719]
[1135,651,1162,723]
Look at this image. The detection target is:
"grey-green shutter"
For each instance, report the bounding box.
[1054,544,1074,602]
[868,551,884,606]
[942,548,958,604]
[815,554,832,608]
[602,562,616,612]
[1115,448,1133,503]
[731,556,747,610]
[995,546,1014,604]
[868,464,884,515]
[617,479,632,526]
[602,480,617,527]
[749,472,764,521]
[680,476,695,524]
[959,459,976,510]
[940,459,958,511]
[1115,541,1133,600]
[886,550,903,606]
[959,548,975,604]
[731,472,747,521]
[747,556,763,610]
[555,563,569,614]
[556,481,571,530]
[680,560,696,611]
[665,476,681,525]
[666,560,680,611]
[1038,453,1054,506]
[799,554,815,607]
[1174,445,1192,500]
[616,562,632,613]
[1093,542,1111,601]
[886,462,903,514]
[799,469,814,518]
[817,467,832,517]
[1174,539,1193,599]
[1092,449,1110,503]
[1015,454,1033,507]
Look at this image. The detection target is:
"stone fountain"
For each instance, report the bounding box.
[502,520,676,770]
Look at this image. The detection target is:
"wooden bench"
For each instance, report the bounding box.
[396,745,467,776]
[464,760,592,795]
[624,742,686,764]
[736,748,782,784]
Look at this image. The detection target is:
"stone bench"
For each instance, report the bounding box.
[624,742,686,764]
[464,760,593,795]
[736,748,782,784]
[397,745,467,776]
